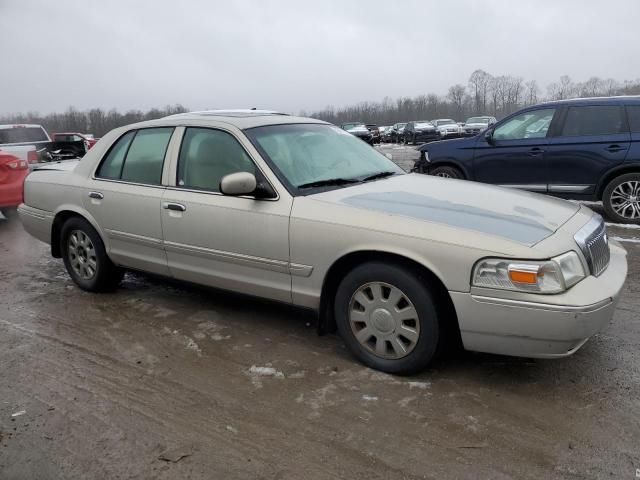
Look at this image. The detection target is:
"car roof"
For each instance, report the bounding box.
[125,109,328,130]
[536,95,640,107]
[0,124,45,129]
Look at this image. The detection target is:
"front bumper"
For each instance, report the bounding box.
[451,241,628,358]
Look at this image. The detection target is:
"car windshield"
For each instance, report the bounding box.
[434,119,455,126]
[415,122,433,128]
[342,123,365,130]
[245,123,404,191]
[466,117,489,124]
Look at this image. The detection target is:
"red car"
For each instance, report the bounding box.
[52,132,98,150]
[0,150,29,215]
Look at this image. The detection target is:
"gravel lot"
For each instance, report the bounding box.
[0,160,639,479]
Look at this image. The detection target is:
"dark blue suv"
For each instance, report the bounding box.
[413,96,640,224]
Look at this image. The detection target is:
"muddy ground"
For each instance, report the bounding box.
[0,154,639,479]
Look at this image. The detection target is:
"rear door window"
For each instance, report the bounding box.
[96,131,135,179]
[96,128,173,185]
[560,106,625,136]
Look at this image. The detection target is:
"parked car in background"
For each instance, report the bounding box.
[0,124,51,165]
[17,109,627,374]
[0,124,88,165]
[0,150,29,216]
[53,132,98,150]
[403,121,440,145]
[432,119,463,138]
[381,126,395,143]
[341,122,374,145]
[365,124,381,144]
[462,116,497,136]
[414,96,640,224]
[390,122,407,143]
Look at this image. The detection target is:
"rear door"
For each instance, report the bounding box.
[473,107,557,192]
[546,104,630,196]
[83,127,175,275]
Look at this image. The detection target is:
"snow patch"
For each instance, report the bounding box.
[362,394,378,401]
[185,337,202,355]
[249,365,285,378]
[607,222,640,229]
[612,236,640,244]
[408,381,431,390]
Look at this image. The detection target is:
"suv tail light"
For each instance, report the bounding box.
[27,150,38,164]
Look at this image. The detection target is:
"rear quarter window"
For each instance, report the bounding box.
[626,105,640,133]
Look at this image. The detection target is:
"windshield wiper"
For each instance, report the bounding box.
[360,171,397,182]
[297,178,360,189]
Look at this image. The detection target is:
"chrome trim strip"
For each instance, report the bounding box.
[289,263,314,277]
[163,240,290,273]
[471,294,611,313]
[106,229,163,247]
[498,184,546,192]
[548,184,591,193]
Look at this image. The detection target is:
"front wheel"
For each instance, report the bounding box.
[603,173,640,224]
[61,217,124,292]
[334,262,441,374]
[430,165,463,179]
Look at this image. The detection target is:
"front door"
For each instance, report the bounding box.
[160,127,292,303]
[83,127,175,276]
[546,104,630,196]
[473,107,557,192]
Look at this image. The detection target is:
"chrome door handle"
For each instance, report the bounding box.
[163,202,186,212]
[88,191,104,200]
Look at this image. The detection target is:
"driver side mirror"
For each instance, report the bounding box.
[220,171,276,199]
[484,129,494,145]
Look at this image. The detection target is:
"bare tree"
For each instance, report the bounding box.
[468,69,491,114]
[447,84,466,117]
[524,80,539,105]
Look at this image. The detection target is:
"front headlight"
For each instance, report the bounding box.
[472,251,586,294]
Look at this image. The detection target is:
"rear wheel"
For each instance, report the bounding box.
[334,262,441,374]
[603,173,640,224]
[430,165,463,179]
[61,217,124,292]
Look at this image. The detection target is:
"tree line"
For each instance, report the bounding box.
[2,71,640,135]
[305,70,640,126]
[0,104,189,138]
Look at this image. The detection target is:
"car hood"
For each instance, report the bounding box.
[465,123,489,128]
[309,174,580,247]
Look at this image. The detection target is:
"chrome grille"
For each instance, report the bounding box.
[574,215,610,277]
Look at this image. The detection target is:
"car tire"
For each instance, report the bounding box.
[430,166,463,179]
[61,217,124,292]
[603,172,640,224]
[334,261,441,375]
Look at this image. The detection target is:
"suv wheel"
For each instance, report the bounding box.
[334,262,441,374]
[603,173,640,224]
[430,166,463,179]
[61,217,124,292]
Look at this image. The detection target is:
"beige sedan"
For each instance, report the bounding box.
[18,110,628,374]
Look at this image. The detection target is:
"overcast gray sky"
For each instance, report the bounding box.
[1,0,638,115]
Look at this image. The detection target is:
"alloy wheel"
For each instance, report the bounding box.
[610,180,640,219]
[349,282,420,359]
[67,229,98,280]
